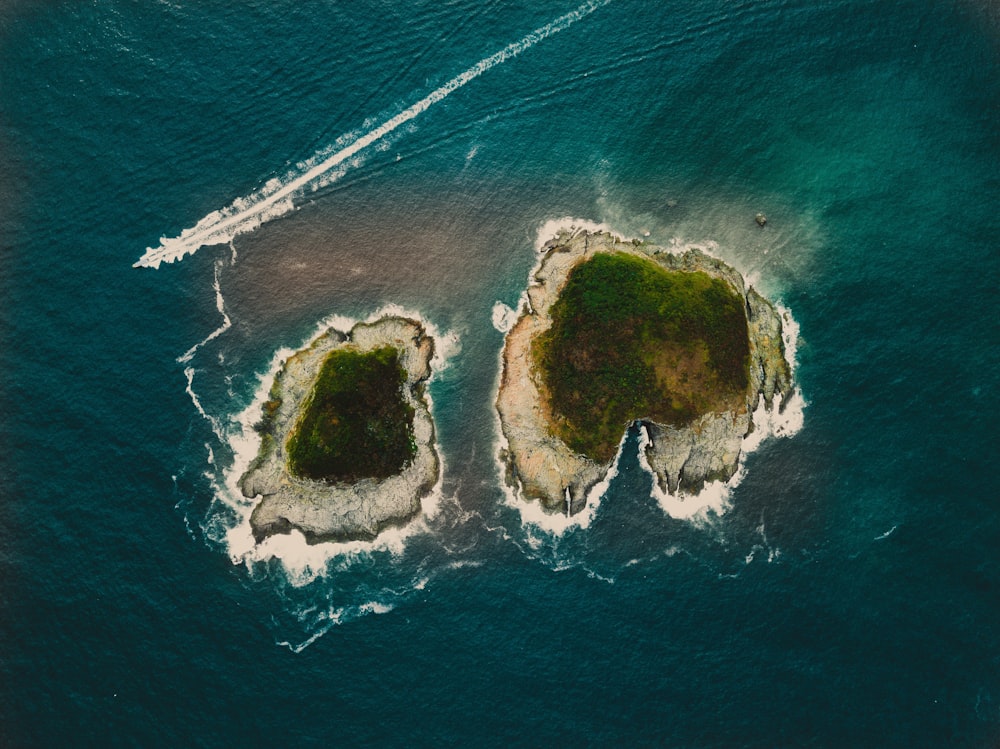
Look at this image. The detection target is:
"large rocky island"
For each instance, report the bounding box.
[240,316,439,543]
[496,229,793,515]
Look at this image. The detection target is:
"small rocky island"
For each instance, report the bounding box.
[496,229,793,515]
[240,316,439,543]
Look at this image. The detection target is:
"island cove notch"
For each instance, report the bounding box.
[496,229,794,516]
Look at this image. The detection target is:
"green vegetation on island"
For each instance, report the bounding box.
[533,251,750,462]
[285,346,416,483]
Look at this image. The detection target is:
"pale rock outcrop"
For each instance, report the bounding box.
[241,316,438,543]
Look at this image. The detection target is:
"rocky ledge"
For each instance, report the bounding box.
[496,230,793,515]
[240,316,439,543]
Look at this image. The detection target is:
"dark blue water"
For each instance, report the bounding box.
[2,1,999,746]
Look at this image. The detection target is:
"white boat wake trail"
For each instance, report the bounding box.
[135,0,612,269]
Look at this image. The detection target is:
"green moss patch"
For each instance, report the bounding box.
[534,252,750,462]
[286,346,416,483]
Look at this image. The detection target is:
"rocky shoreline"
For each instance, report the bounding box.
[496,229,793,515]
[240,316,439,543]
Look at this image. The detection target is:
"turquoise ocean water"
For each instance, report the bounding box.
[2,1,998,745]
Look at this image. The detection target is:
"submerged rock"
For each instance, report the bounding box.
[240,316,439,543]
[496,229,793,515]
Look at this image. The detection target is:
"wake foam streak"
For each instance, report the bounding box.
[135,0,611,269]
[178,257,233,442]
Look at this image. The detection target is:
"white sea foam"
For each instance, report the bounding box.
[278,621,337,653]
[179,260,231,364]
[276,598,399,652]
[776,302,801,376]
[176,258,234,443]
[490,301,518,333]
[359,601,395,616]
[411,559,484,593]
[136,0,613,269]
[635,424,736,521]
[874,525,898,541]
[497,420,633,536]
[746,302,806,446]
[533,216,625,251]
[182,365,226,443]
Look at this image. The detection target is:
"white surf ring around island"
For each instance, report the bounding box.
[494,219,806,535]
[213,305,460,586]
